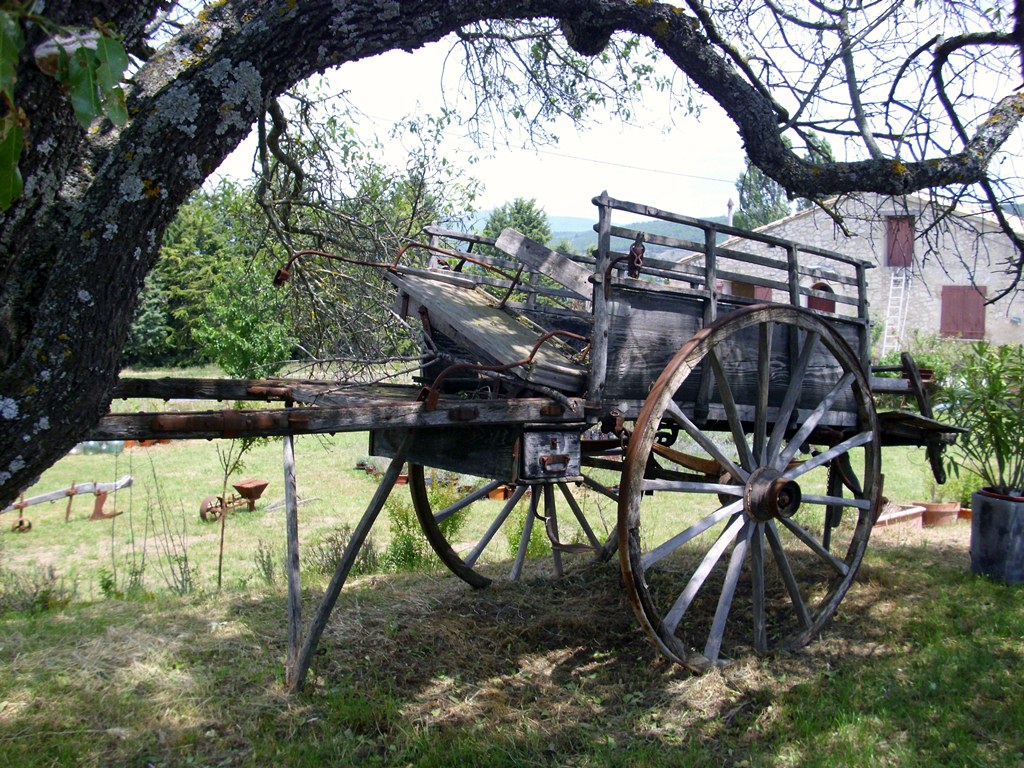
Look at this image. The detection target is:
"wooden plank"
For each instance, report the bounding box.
[2,475,133,514]
[588,194,614,402]
[424,225,496,248]
[88,396,587,441]
[390,273,586,393]
[494,228,593,300]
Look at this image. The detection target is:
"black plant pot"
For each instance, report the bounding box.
[970,488,1024,585]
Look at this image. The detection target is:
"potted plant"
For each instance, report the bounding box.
[937,342,1024,584]
[917,477,962,527]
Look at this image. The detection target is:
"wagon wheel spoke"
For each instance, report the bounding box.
[783,431,875,481]
[775,371,855,470]
[708,349,757,472]
[754,322,773,465]
[433,479,504,523]
[776,515,850,576]
[412,447,618,588]
[665,400,748,483]
[765,520,812,629]
[619,306,881,669]
[765,330,820,463]
[557,482,605,551]
[663,514,746,635]
[509,491,541,581]
[704,521,754,663]
[750,523,768,652]
[464,485,529,568]
[641,500,744,571]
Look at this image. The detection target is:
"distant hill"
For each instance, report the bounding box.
[551,214,731,256]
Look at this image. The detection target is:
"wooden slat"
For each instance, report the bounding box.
[389,273,586,393]
[599,194,873,269]
[494,228,593,300]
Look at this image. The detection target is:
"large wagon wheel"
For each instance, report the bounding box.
[619,305,881,670]
[410,439,621,588]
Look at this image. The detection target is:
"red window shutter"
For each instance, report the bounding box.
[753,285,773,302]
[941,285,986,339]
[808,282,836,313]
[886,217,914,268]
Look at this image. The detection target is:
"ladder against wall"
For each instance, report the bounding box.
[880,268,912,356]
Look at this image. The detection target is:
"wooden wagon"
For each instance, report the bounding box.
[90,193,956,687]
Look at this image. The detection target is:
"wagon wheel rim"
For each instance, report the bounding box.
[618,305,881,670]
[199,495,224,523]
[410,442,620,588]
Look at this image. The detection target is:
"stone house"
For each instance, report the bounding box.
[718,193,1023,354]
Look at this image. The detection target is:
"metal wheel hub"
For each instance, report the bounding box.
[744,466,801,522]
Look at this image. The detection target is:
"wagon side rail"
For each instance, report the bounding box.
[416,225,596,322]
[588,193,874,402]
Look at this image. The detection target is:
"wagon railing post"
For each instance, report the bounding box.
[786,243,804,418]
[588,192,614,404]
[694,224,719,424]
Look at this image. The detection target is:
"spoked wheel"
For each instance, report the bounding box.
[410,441,620,588]
[199,496,225,522]
[618,305,881,670]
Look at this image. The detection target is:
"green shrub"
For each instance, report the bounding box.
[307,525,382,577]
[936,342,1024,494]
[383,495,433,572]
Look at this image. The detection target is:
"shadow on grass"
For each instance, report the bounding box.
[0,535,1021,767]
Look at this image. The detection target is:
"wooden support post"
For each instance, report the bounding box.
[786,243,801,427]
[287,432,412,693]
[283,429,302,690]
[695,225,719,424]
[588,192,613,403]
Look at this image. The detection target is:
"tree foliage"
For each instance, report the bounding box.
[254,93,479,376]
[482,197,552,244]
[2,0,1024,505]
[733,158,792,229]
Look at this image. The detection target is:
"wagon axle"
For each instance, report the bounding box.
[744,466,802,522]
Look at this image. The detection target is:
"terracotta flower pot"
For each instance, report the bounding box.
[918,501,961,527]
[970,488,1024,585]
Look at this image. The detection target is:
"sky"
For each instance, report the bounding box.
[214,37,747,222]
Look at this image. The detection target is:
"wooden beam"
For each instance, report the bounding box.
[283,425,302,690]
[287,433,412,692]
[494,228,593,300]
[89,396,588,441]
[2,475,133,515]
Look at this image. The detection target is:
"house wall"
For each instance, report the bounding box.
[733,195,1023,352]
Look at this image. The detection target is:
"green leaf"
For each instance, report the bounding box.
[0,112,24,211]
[0,10,24,98]
[100,84,128,125]
[67,47,101,129]
[94,35,128,92]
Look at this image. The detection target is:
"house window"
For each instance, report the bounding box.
[886,216,915,268]
[940,285,986,339]
[807,282,836,313]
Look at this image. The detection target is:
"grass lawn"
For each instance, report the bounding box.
[1,372,1018,767]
